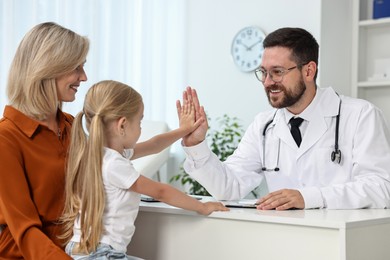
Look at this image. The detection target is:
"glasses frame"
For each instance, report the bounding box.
[255,65,298,83]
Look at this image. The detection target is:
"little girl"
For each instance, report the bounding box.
[60,80,228,259]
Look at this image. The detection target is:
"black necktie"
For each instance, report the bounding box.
[289,117,304,147]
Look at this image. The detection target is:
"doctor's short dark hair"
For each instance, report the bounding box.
[263,27,319,74]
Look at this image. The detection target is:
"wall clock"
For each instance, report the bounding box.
[231,26,266,72]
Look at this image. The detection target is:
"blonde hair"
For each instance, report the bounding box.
[61,80,143,253]
[7,22,89,120]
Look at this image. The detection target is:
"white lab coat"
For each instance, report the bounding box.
[183,87,390,209]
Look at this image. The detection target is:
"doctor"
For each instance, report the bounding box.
[181,27,390,210]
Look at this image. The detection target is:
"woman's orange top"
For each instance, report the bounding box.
[0,105,73,259]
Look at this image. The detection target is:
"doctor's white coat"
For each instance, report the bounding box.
[183,87,390,209]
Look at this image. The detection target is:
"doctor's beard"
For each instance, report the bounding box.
[266,78,306,109]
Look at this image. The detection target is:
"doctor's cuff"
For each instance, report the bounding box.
[298,187,326,209]
[182,139,210,161]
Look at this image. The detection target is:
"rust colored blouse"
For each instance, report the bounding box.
[0,106,72,259]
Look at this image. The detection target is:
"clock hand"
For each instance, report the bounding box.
[248,39,262,50]
[238,42,250,50]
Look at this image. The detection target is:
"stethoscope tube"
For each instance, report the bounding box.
[331,99,342,163]
[261,111,280,172]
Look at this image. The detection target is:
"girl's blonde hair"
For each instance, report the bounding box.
[7,22,89,120]
[61,80,143,253]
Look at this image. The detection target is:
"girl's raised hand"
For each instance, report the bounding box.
[176,97,203,134]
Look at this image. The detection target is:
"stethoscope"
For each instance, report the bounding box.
[261,98,342,172]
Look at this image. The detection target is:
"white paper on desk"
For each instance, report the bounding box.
[223,199,258,208]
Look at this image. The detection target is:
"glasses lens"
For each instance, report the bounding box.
[255,70,266,82]
[270,68,284,82]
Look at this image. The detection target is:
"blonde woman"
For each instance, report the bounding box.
[61,80,228,259]
[0,22,89,259]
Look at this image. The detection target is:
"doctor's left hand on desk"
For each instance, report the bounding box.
[256,189,305,210]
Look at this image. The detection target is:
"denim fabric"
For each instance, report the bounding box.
[65,241,143,260]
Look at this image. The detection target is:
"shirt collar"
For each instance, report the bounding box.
[283,87,322,123]
[3,105,71,138]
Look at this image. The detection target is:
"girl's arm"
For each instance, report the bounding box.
[131,175,229,215]
[132,99,204,160]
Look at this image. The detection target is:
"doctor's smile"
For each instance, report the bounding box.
[266,86,283,97]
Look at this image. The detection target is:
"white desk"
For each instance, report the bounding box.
[127,197,390,260]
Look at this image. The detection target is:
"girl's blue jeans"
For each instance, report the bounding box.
[65,241,143,260]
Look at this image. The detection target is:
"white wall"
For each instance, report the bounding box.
[183,0,352,129]
[319,0,353,97]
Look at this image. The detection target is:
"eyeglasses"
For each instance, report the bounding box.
[255,66,298,83]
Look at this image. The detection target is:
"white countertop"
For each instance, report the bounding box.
[139,196,390,230]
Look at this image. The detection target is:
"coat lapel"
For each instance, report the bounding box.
[297,113,328,157]
[297,87,340,158]
[272,110,297,149]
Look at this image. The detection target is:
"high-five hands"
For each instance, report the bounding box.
[256,189,305,210]
[176,87,208,147]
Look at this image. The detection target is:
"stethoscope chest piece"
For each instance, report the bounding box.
[331,149,342,164]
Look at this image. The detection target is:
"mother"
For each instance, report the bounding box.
[0,22,89,259]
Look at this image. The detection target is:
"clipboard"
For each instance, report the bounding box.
[223,199,258,208]
[141,195,202,203]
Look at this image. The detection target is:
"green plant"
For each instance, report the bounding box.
[170,114,244,196]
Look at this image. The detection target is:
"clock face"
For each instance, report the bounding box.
[231,26,265,72]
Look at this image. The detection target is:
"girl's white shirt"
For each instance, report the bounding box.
[70,147,141,252]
